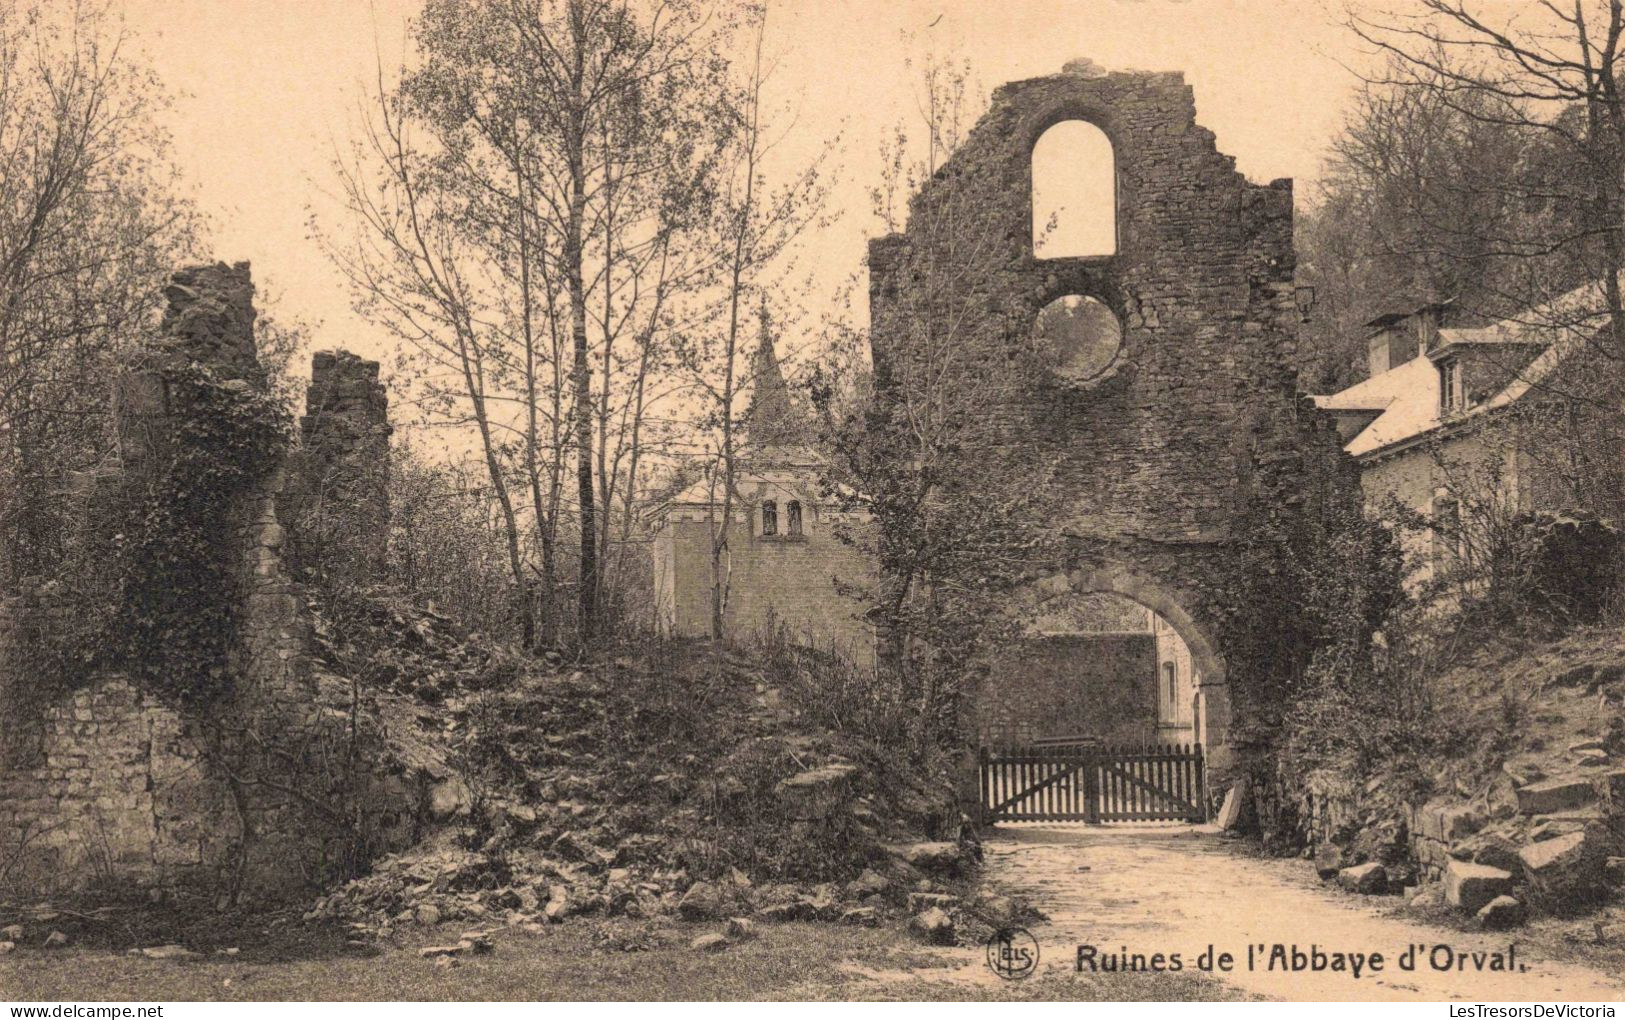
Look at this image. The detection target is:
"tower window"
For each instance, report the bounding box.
[787,500,803,536]
[761,499,777,536]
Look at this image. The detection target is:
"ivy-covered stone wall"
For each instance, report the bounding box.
[0,263,421,901]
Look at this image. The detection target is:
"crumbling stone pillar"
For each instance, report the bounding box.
[0,262,422,902]
[114,262,261,476]
[294,350,392,581]
[112,261,312,707]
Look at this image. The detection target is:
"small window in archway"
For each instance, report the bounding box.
[786,500,803,536]
[762,500,778,536]
[1034,295,1122,384]
[1033,120,1116,257]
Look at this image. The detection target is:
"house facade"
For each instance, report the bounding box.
[648,318,877,664]
[1313,289,1602,588]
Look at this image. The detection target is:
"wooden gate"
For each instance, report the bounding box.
[978,742,1205,823]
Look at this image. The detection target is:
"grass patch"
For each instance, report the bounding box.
[0,918,1253,1002]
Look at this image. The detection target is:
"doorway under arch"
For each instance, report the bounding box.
[972,562,1234,824]
[979,586,1220,750]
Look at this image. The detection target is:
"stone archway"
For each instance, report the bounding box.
[872,66,1357,824]
[992,559,1235,781]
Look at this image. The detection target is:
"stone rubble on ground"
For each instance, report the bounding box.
[1476,895,1526,930]
[1517,777,1597,816]
[906,891,960,911]
[1519,829,1607,911]
[1336,862,1387,895]
[1313,843,1344,879]
[1444,860,1514,914]
[138,945,200,960]
[909,907,955,945]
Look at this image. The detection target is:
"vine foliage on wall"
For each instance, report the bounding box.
[2,354,288,764]
[113,360,290,703]
[1201,482,1407,848]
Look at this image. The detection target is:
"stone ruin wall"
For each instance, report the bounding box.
[867,70,1362,800]
[0,262,413,902]
[287,349,393,579]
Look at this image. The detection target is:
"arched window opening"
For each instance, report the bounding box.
[786,500,803,536]
[1032,120,1116,257]
[761,499,778,536]
[1034,294,1123,384]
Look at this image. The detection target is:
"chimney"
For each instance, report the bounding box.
[1364,312,1414,377]
[1414,301,1448,356]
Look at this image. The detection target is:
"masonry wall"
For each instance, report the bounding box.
[656,507,876,665]
[980,634,1157,747]
[289,350,392,579]
[0,263,421,901]
[1153,615,1197,739]
[869,71,1304,545]
[868,68,1361,789]
[1359,430,1522,591]
[0,675,232,895]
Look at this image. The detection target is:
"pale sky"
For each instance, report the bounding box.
[117,0,1383,402]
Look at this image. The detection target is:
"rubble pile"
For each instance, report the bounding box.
[1304,627,1625,932]
[307,827,997,946]
[298,586,970,942]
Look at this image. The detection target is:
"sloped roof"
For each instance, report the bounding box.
[1314,355,1442,457]
[1315,279,1609,459]
[744,303,805,448]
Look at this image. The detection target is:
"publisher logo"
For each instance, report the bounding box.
[986,927,1040,980]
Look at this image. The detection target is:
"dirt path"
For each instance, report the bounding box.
[979,824,1625,1001]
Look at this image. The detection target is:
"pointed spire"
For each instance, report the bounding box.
[744,298,798,447]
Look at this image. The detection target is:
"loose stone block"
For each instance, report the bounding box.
[1476,895,1526,930]
[1337,862,1387,895]
[1516,777,1596,815]
[1444,860,1512,914]
[776,763,859,822]
[1520,830,1606,911]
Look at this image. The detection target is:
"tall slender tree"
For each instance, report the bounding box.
[671,6,832,640]
[327,0,733,644]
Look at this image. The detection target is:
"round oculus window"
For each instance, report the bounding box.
[1034,294,1122,384]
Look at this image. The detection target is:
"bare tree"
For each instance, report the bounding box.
[814,53,1064,752]
[669,7,833,640]
[0,0,199,581]
[1297,68,1540,388]
[326,0,733,645]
